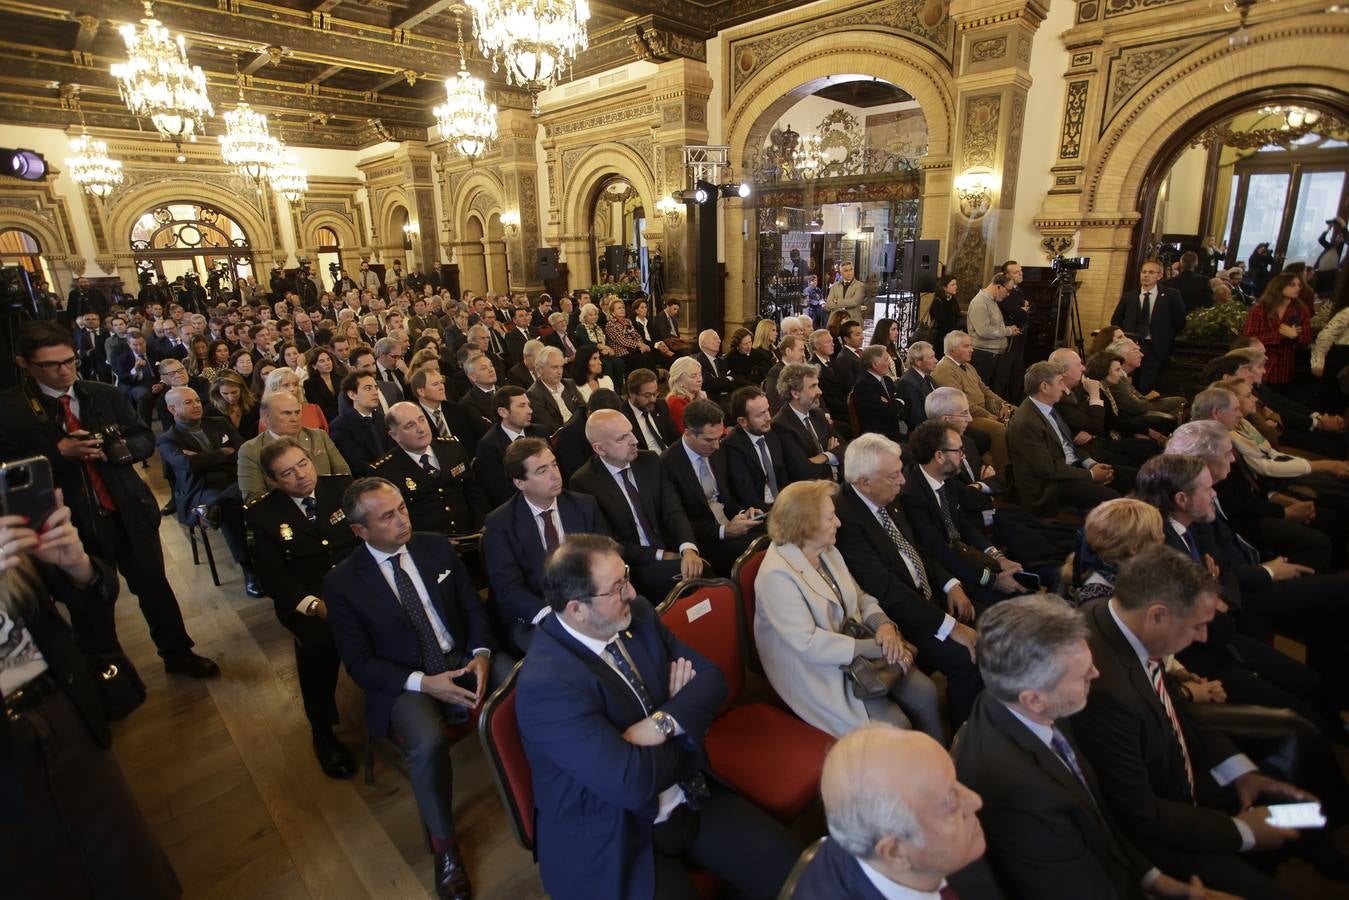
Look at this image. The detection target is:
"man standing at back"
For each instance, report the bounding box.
[1111,259,1187,393]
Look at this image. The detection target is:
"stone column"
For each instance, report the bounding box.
[651,58,713,316]
[495,108,544,293]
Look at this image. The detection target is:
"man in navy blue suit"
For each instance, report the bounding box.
[327,371,392,474]
[324,477,513,900]
[515,534,801,900]
[481,437,609,654]
[1110,259,1187,393]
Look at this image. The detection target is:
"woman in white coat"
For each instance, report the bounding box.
[753,479,943,742]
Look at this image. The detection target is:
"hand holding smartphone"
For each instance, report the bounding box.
[1265,802,1326,829]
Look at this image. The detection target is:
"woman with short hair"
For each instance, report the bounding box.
[664,355,705,433]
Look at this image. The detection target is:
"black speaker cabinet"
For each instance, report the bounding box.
[902,239,940,294]
[538,247,558,280]
[604,245,628,280]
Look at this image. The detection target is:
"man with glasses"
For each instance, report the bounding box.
[622,368,677,453]
[1,320,219,677]
[516,533,801,900]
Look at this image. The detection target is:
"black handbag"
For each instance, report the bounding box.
[838,619,905,700]
[90,651,147,721]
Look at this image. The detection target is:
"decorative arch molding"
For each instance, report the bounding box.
[722,31,956,170]
[0,208,70,266]
[450,171,507,237]
[560,144,657,241]
[298,211,360,252]
[372,187,412,259]
[0,182,80,273]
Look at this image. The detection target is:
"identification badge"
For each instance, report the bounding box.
[279,523,294,541]
[405,477,418,492]
[329,510,345,525]
[450,463,466,477]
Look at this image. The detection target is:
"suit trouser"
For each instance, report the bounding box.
[651,786,803,900]
[388,651,515,839]
[1144,845,1285,900]
[1247,515,1334,572]
[1134,342,1167,393]
[862,667,944,744]
[911,628,983,732]
[286,614,342,732]
[632,558,684,603]
[1243,575,1349,707]
[1056,476,1120,511]
[966,417,1008,470]
[78,512,194,659]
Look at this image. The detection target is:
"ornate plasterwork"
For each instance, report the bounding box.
[970,36,1007,62]
[549,104,658,137]
[960,95,1001,170]
[1105,39,1201,126]
[1103,0,1181,17]
[1002,94,1026,208]
[728,0,953,100]
[1060,80,1090,159]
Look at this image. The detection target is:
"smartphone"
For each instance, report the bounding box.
[747,511,768,522]
[0,455,58,527]
[1265,802,1326,829]
[1012,571,1042,591]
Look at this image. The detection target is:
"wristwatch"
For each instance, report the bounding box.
[305,598,321,616]
[650,710,677,738]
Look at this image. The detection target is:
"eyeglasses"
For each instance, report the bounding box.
[590,565,632,601]
[30,356,78,371]
[938,445,966,456]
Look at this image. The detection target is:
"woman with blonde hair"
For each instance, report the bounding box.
[753,480,942,741]
[750,319,779,378]
[1066,498,1164,606]
[211,369,259,436]
[664,354,705,433]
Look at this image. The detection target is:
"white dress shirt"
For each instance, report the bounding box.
[600,459,696,559]
[854,489,958,637]
[681,439,728,532]
[37,382,80,420]
[854,856,946,900]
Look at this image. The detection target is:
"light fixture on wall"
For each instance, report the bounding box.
[500,210,520,237]
[64,93,124,199]
[269,151,308,202]
[111,1,213,145]
[403,221,420,240]
[954,170,995,219]
[465,0,590,115]
[656,196,682,224]
[219,56,283,182]
[435,13,499,162]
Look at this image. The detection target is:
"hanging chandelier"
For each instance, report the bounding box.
[435,14,499,161]
[269,151,308,202]
[111,2,213,144]
[792,133,824,180]
[465,0,589,115]
[66,132,125,199]
[219,57,283,181]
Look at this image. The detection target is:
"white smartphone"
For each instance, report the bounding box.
[1264,802,1326,829]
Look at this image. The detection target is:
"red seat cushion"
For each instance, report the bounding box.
[483,683,535,847]
[704,702,834,823]
[735,550,767,673]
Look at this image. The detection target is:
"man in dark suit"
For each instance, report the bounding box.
[955,595,1205,900]
[481,438,608,654]
[501,306,533,369]
[112,332,155,411]
[372,337,407,395]
[771,363,845,483]
[897,340,939,432]
[328,371,394,475]
[155,386,256,594]
[831,320,865,389]
[515,534,800,900]
[1006,361,1120,516]
[325,478,513,900]
[851,345,906,441]
[659,399,765,576]
[1072,545,1328,900]
[808,329,850,433]
[73,312,112,382]
[527,346,584,434]
[473,386,549,510]
[1049,347,1157,470]
[245,440,358,778]
[66,276,107,320]
[409,367,486,457]
[569,409,704,599]
[649,298,689,354]
[1110,259,1188,393]
[694,330,736,404]
[370,403,486,536]
[835,432,982,730]
[1163,251,1214,314]
[338,347,402,416]
[721,387,787,514]
[623,368,678,452]
[459,352,501,425]
[795,724,998,900]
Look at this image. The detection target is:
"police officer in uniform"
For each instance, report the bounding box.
[369,402,488,537]
[245,438,359,778]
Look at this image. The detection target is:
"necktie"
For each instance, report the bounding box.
[1140,292,1152,342]
[643,411,666,451]
[801,413,822,454]
[562,332,574,354]
[1049,407,1079,464]
[1180,527,1200,561]
[430,407,449,437]
[755,437,780,502]
[619,468,658,547]
[539,508,560,552]
[877,507,931,600]
[57,395,116,511]
[1146,658,1196,800]
[387,554,450,675]
[697,455,728,526]
[419,452,438,477]
[936,483,960,543]
[1049,729,1092,796]
[301,496,317,521]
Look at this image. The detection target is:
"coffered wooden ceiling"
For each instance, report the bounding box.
[0,0,802,148]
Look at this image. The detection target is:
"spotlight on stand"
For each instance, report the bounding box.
[719,181,751,199]
[0,148,47,181]
[693,186,709,204]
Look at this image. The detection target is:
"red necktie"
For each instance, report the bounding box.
[58,395,117,511]
[940,885,960,900]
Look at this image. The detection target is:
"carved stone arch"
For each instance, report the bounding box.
[0,209,69,263]
[449,170,507,237]
[560,144,657,241]
[300,211,359,251]
[373,187,412,261]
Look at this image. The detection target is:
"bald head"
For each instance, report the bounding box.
[585,408,638,467]
[386,400,432,452]
[166,386,203,426]
[1048,348,1084,388]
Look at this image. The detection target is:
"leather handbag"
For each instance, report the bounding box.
[838,619,905,701]
[91,651,147,721]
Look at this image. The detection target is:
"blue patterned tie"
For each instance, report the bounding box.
[1050,729,1092,797]
[301,496,317,521]
[387,554,450,675]
[877,507,931,600]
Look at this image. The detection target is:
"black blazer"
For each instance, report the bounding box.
[462,385,499,425]
[899,464,995,587]
[762,361,786,412]
[111,349,153,389]
[813,356,850,429]
[554,412,595,482]
[649,311,682,344]
[720,426,788,512]
[1162,271,1213,314]
[1110,285,1187,359]
[418,399,487,458]
[570,451,696,564]
[1071,598,1246,855]
[771,405,842,483]
[696,352,736,401]
[851,371,905,441]
[896,368,936,431]
[328,407,393,475]
[502,327,530,369]
[831,346,864,389]
[304,373,341,423]
[725,351,759,388]
[369,437,487,535]
[834,484,951,638]
[155,418,245,522]
[473,423,549,509]
[659,440,744,548]
[527,379,585,434]
[621,398,678,452]
[954,693,1150,900]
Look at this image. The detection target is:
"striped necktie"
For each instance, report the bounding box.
[1146,658,1196,801]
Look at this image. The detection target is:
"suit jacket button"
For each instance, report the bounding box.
[321,539,329,546]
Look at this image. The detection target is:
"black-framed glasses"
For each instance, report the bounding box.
[30,356,78,371]
[591,564,632,601]
[938,445,966,456]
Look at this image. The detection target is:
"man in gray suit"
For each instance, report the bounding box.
[238,390,350,501]
[824,261,867,319]
[526,346,584,433]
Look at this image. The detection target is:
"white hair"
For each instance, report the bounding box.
[534,346,564,370]
[844,433,904,485]
[943,330,970,354]
[925,386,967,418]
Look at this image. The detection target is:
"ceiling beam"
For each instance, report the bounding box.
[240,47,277,76]
[392,0,457,31]
[309,0,343,12]
[310,64,344,84]
[72,13,100,52]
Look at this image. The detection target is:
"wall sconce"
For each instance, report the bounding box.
[501,210,521,237]
[656,196,682,224]
[954,171,995,220]
[402,221,420,240]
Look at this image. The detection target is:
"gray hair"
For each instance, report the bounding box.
[777,362,819,403]
[534,346,564,370]
[907,340,934,360]
[943,330,971,354]
[1190,386,1237,421]
[466,324,489,341]
[1024,360,1067,397]
[977,595,1087,704]
[523,338,544,362]
[844,432,904,485]
[807,328,832,354]
[258,390,296,416]
[1105,338,1135,357]
[925,385,967,418]
[341,476,399,526]
[373,336,402,358]
[579,303,600,322]
[860,345,889,369]
[1167,420,1232,458]
[264,367,300,395]
[547,312,567,328]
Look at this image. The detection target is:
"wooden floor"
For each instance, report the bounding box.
[110,463,545,900]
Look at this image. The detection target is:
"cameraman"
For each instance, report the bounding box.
[0,492,181,898]
[0,321,217,678]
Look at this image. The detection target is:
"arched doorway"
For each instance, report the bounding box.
[588,176,648,288]
[315,226,342,293]
[461,216,489,295]
[0,228,57,293]
[130,202,254,298]
[486,213,509,294]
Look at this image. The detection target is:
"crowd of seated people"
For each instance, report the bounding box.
[6,255,1349,900]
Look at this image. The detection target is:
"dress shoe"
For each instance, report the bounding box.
[163,652,220,678]
[243,571,264,598]
[311,732,356,779]
[192,504,221,529]
[160,498,177,516]
[433,846,472,900]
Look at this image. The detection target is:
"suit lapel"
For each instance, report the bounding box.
[539,615,649,719]
[514,494,547,560]
[407,540,452,626]
[1093,602,1169,732]
[354,544,410,625]
[990,699,1105,820]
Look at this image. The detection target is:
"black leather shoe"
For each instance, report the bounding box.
[163,652,220,678]
[433,846,472,900]
[312,732,356,779]
[160,498,176,516]
[244,575,264,598]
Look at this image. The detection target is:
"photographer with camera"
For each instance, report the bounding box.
[0,490,181,898]
[0,321,218,678]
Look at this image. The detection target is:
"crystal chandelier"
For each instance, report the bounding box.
[465,0,590,115]
[269,151,308,202]
[219,58,283,181]
[66,133,125,199]
[111,2,213,143]
[792,133,824,180]
[435,15,499,161]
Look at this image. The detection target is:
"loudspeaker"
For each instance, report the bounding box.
[604,245,627,279]
[538,247,558,280]
[902,239,940,294]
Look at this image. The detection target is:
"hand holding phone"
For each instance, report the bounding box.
[1265,802,1326,829]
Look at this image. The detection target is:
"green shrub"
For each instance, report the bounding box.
[1178,302,1249,344]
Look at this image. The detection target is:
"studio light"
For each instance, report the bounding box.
[0,148,47,181]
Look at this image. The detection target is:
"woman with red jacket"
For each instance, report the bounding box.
[1244,272,1311,389]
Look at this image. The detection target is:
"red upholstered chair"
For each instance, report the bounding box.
[730,535,771,674]
[478,659,535,850]
[659,578,835,823]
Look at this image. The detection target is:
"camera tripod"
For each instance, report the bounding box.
[1051,268,1086,355]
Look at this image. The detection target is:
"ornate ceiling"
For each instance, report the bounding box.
[0,0,805,148]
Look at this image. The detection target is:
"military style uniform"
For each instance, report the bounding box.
[369,436,488,536]
[245,474,357,733]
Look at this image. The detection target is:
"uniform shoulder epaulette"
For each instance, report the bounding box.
[432,434,461,444]
[371,451,395,466]
[243,488,277,509]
